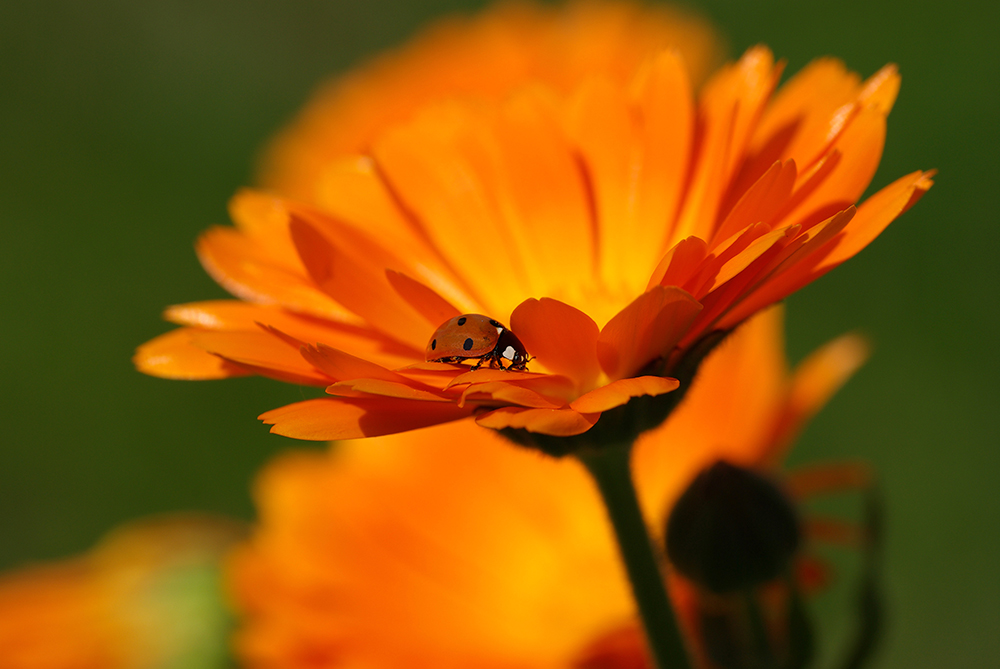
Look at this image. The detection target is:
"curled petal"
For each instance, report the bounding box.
[260,398,474,440]
[459,381,565,409]
[475,406,599,436]
[510,297,601,392]
[597,286,702,380]
[569,376,679,414]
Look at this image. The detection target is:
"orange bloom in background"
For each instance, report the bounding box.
[226,307,870,668]
[0,516,242,669]
[135,0,932,441]
[256,0,723,202]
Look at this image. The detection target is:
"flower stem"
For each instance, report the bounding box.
[578,445,692,669]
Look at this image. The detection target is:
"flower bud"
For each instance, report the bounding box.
[666,460,800,593]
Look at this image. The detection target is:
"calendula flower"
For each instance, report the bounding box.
[135,0,931,443]
[0,516,242,669]
[226,307,871,668]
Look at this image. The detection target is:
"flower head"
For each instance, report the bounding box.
[226,307,870,667]
[135,1,931,441]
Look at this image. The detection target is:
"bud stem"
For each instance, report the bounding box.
[578,445,692,669]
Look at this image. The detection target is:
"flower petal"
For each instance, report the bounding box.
[713,160,797,245]
[492,90,598,299]
[631,50,697,261]
[260,398,474,440]
[647,236,709,292]
[781,106,887,227]
[289,216,429,350]
[597,286,702,380]
[510,297,601,392]
[766,333,870,460]
[326,378,452,402]
[133,328,251,380]
[300,343,410,383]
[475,406,599,436]
[190,330,332,386]
[196,225,354,322]
[569,376,679,414]
[817,169,934,270]
[673,46,782,242]
[459,381,565,409]
[315,157,482,312]
[372,104,533,318]
[384,270,462,328]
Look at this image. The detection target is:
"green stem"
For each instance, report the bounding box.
[578,445,692,669]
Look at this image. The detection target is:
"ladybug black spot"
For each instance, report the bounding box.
[457,317,467,326]
[463,337,474,351]
[430,339,437,351]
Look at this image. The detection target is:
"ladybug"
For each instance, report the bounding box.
[425,314,530,371]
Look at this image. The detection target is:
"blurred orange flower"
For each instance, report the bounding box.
[0,516,242,669]
[226,307,870,668]
[135,0,931,440]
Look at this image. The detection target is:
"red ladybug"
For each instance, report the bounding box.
[425,314,530,371]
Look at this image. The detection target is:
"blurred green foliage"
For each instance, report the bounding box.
[1,0,996,666]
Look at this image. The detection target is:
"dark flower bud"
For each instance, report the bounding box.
[666,460,800,593]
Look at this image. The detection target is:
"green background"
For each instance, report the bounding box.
[1,0,996,666]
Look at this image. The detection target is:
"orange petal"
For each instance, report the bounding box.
[300,344,410,383]
[817,169,934,271]
[444,367,547,389]
[713,160,797,244]
[289,216,429,350]
[384,270,462,328]
[372,104,532,318]
[134,328,251,380]
[162,300,420,368]
[746,58,862,173]
[190,330,332,386]
[196,225,354,322]
[459,381,565,409]
[856,63,900,115]
[326,378,451,402]
[631,50,696,262]
[492,90,597,298]
[780,106,887,227]
[475,406,599,436]
[785,461,873,499]
[648,236,709,292]
[706,209,852,332]
[765,333,870,460]
[597,286,702,380]
[510,297,601,392]
[314,157,482,312]
[569,376,678,414]
[674,46,782,242]
[228,189,301,262]
[567,77,640,289]
[260,398,474,440]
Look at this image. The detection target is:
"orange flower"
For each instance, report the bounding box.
[256,0,723,203]
[226,307,870,668]
[135,1,932,441]
[0,516,242,669]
